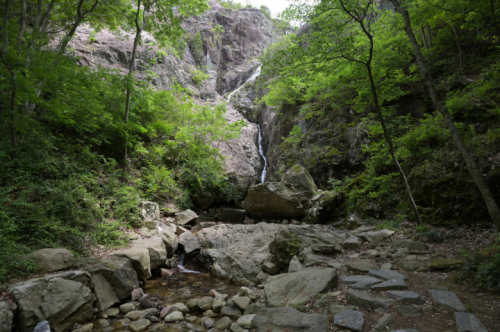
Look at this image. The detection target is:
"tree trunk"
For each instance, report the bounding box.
[10,81,18,149]
[337,0,422,224]
[124,0,148,167]
[446,13,464,75]
[391,0,500,228]
[426,23,432,48]
[420,26,428,49]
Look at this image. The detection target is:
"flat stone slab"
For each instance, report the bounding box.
[303,254,341,269]
[252,307,328,332]
[346,261,379,272]
[429,290,466,312]
[342,276,382,289]
[391,330,419,332]
[391,240,427,251]
[343,237,361,250]
[369,270,407,280]
[455,312,488,332]
[372,278,408,291]
[396,305,423,317]
[357,229,395,244]
[430,258,464,271]
[386,291,424,304]
[329,305,355,316]
[334,310,364,332]
[346,289,395,309]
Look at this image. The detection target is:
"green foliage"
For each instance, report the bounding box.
[190,68,210,86]
[172,36,188,58]
[260,5,272,19]
[218,0,244,10]
[461,234,500,292]
[187,31,204,64]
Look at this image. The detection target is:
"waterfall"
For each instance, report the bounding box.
[226,65,267,183]
[177,253,200,274]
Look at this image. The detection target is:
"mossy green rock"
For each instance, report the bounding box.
[429,258,464,271]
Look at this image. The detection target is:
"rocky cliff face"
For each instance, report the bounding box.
[67,1,290,188]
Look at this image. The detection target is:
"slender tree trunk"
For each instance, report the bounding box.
[10,80,17,149]
[124,0,148,167]
[446,13,464,75]
[337,0,422,224]
[17,0,26,52]
[391,0,500,228]
[426,23,432,48]
[420,26,428,49]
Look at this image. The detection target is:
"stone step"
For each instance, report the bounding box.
[429,290,466,312]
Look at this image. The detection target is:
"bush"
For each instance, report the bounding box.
[190,68,209,87]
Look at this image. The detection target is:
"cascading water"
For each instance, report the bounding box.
[177,252,200,274]
[226,65,268,183]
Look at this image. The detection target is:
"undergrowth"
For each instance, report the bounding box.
[460,234,500,292]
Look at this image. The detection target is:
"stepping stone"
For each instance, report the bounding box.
[334,310,364,332]
[455,312,487,332]
[341,276,382,289]
[373,313,395,332]
[391,330,419,332]
[430,258,464,271]
[343,237,361,250]
[346,261,379,272]
[392,240,427,251]
[346,289,395,309]
[429,290,466,312]
[396,305,423,317]
[329,304,355,316]
[386,291,424,304]
[372,278,408,291]
[369,270,407,280]
[357,229,395,245]
[303,254,342,269]
[396,260,427,272]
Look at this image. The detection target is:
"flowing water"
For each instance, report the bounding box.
[226,65,267,183]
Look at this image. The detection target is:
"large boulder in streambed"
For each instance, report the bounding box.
[196,223,285,283]
[264,267,337,307]
[92,256,139,301]
[282,164,318,202]
[244,182,305,219]
[9,272,95,332]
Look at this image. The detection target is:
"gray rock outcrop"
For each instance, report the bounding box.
[0,302,14,332]
[26,248,74,273]
[9,273,95,332]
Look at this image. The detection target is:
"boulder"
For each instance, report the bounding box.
[369,270,407,281]
[92,256,139,301]
[164,311,184,322]
[0,302,14,332]
[237,314,255,328]
[233,296,251,311]
[220,306,241,318]
[197,223,283,282]
[396,260,427,272]
[113,247,151,281]
[262,261,280,275]
[156,223,178,256]
[269,225,344,268]
[264,267,337,307]
[371,278,408,291]
[174,209,198,225]
[179,231,201,257]
[33,321,50,332]
[129,319,150,331]
[244,182,306,219]
[220,208,246,222]
[27,248,74,272]
[131,237,167,269]
[251,307,328,332]
[90,272,120,311]
[329,304,355,316]
[343,237,361,250]
[9,274,95,332]
[141,201,160,222]
[373,313,396,332]
[215,316,233,330]
[281,164,318,201]
[288,256,304,273]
